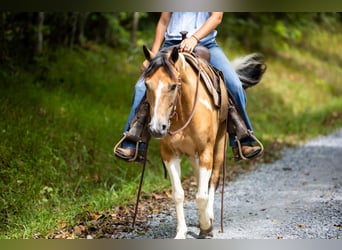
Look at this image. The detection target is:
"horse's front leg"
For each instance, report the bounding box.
[195,151,214,237]
[164,157,187,239]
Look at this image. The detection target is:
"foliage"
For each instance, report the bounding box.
[218,13,342,50]
[1,12,341,64]
[0,12,149,65]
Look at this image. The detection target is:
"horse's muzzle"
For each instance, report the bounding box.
[148,122,169,139]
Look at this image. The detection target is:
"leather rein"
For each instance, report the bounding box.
[168,54,201,136]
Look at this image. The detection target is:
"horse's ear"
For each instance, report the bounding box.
[170,46,179,64]
[143,45,154,61]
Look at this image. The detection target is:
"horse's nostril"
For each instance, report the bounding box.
[162,124,167,131]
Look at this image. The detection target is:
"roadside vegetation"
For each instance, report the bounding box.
[0,13,341,238]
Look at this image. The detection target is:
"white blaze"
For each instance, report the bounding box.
[150,80,164,131]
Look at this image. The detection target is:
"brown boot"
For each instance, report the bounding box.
[232,145,262,161]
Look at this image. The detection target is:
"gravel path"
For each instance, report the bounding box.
[120,128,342,239]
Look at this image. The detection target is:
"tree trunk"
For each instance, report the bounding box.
[0,13,5,61]
[78,12,89,46]
[130,12,140,49]
[37,12,44,56]
[70,12,78,49]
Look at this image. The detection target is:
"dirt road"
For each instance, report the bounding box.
[119,128,342,239]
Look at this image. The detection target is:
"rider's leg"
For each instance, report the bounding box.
[114,77,147,160]
[206,41,262,159]
[122,76,146,148]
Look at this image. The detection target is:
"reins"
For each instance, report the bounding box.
[220,117,228,233]
[131,149,147,228]
[168,55,201,135]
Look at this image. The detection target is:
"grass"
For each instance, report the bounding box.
[1,24,342,239]
[0,45,170,238]
[245,25,342,146]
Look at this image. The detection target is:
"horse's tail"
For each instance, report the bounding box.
[232,53,267,89]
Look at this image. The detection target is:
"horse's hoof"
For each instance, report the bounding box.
[199,225,213,238]
[174,228,188,239]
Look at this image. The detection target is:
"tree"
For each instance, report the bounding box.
[130,12,140,49]
[36,12,44,56]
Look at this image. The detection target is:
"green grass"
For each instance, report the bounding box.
[245,25,342,146]
[0,45,170,238]
[1,25,342,239]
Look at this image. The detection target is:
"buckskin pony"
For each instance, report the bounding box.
[142,45,264,239]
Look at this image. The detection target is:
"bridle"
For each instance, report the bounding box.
[168,54,201,135]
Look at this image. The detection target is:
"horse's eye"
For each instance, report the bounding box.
[170,84,178,91]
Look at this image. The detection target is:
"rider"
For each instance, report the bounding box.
[114,12,262,161]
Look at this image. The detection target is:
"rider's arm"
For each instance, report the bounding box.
[141,12,171,70]
[180,12,223,53]
[193,12,223,42]
[151,12,171,54]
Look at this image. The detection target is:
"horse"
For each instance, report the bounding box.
[142,45,265,239]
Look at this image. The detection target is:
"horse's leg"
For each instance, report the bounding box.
[195,148,214,237]
[205,126,228,236]
[164,156,188,239]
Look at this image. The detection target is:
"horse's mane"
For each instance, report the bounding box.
[143,47,177,80]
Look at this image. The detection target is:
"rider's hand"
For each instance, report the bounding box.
[180,36,198,53]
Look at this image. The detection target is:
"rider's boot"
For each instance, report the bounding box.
[227,96,263,161]
[114,100,150,162]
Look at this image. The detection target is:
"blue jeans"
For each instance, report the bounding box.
[121,39,255,149]
[205,40,255,147]
[121,76,147,149]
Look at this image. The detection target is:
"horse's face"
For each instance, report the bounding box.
[145,68,180,138]
[143,46,181,138]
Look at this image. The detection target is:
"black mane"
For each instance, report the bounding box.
[143,47,177,80]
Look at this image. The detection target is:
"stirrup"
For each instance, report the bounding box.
[235,130,264,160]
[113,132,146,162]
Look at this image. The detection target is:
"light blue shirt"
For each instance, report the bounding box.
[165,12,217,44]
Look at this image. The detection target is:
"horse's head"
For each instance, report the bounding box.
[142,45,182,138]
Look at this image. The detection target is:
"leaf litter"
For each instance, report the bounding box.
[48,176,201,239]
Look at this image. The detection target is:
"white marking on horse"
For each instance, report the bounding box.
[150,80,164,131]
[164,157,188,239]
[199,98,212,111]
[196,166,213,231]
[190,153,214,233]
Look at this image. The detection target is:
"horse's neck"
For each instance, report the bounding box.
[175,68,198,121]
